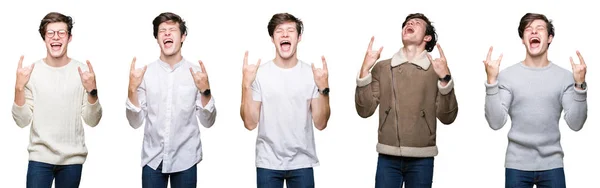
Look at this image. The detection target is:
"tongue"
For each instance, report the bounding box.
[281,44,291,51]
[531,42,540,48]
[51,45,61,51]
[165,42,173,48]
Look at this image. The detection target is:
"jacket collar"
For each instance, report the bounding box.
[390,48,430,70]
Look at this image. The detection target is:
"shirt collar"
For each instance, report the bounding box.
[158,58,185,72]
[390,48,431,70]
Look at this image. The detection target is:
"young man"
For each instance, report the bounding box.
[125,12,217,188]
[12,12,103,188]
[483,13,587,188]
[240,13,331,188]
[355,13,458,188]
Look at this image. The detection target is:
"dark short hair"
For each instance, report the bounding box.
[518,13,555,39]
[152,12,187,39]
[402,13,437,52]
[267,13,303,37]
[38,12,74,40]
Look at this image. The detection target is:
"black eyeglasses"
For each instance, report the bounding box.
[46,30,68,38]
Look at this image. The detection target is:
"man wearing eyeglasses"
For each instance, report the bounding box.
[12,12,102,188]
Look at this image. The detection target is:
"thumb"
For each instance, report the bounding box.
[78,67,83,76]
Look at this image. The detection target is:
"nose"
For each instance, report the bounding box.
[282,30,289,37]
[52,33,60,40]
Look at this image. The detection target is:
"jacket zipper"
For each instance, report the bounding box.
[380,106,392,132]
[390,65,401,147]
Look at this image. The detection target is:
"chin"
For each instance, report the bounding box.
[162,49,177,56]
[48,51,66,58]
[278,49,296,59]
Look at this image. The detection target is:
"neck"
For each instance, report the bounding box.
[44,54,70,67]
[273,54,298,69]
[401,44,425,61]
[523,52,549,68]
[160,52,183,68]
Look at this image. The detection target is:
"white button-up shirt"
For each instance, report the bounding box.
[126,58,216,173]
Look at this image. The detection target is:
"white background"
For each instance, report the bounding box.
[0,0,597,187]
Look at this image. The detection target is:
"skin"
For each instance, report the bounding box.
[360,18,450,86]
[484,19,586,90]
[15,22,98,106]
[240,21,330,131]
[128,21,211,108]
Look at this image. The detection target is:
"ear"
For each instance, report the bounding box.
[68,35,73,43]
[548,35,553,44]
[298,34,302,42]
[424,35,432,42]
[181,34,187,43]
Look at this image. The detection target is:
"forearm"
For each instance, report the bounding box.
[313,95,330,130]
[87,93,98,104]
[241,85,258,130]
[484,81,509,130]
[12,86,33,128]
[14,86,25,106]
[128,89,140,108]
[197,95,216,128]
[564,88,587,131]
[82,93,102,127]
[125,89,144,129]
[200,94,211,107]
[355,75,378,118]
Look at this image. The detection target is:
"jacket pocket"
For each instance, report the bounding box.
[421,110,433,135]
[379,106,392,132]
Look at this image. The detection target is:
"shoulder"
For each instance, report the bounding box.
[372,58,392,72]
[549,63,575,84]
[256,60,274,73]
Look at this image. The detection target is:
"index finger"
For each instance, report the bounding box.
[86,60,94,73]
[436,43,446,59]
[18,55,24,69]
[321,56,328,71]
[576,51,585,65]
[367,36,374,51]
[199,60,207,73]
[130,57,137,71]
[486,46,494,61]
[244,51,249,65]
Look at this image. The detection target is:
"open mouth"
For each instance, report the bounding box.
[163,38,174,48]
[50,42,62,51]
[529,37,541,48]
[280,40,291,51]
[405,26,415,34]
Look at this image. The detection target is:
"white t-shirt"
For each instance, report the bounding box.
[252,60,320,170]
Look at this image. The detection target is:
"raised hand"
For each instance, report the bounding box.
[15,55,35,90]
[242,51,261,87]
[78,60,97,92]
[128,57,147,91]
[190,60,210,91]
[427,43,450,79]
[312,56,329,90]
[570,50,587,85]
[360,36,383,77]
[483,46,503,84]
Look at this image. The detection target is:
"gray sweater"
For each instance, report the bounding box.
[484,62,587,171]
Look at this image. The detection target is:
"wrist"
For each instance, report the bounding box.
[15,85,24,92]
[487,76,497,84]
